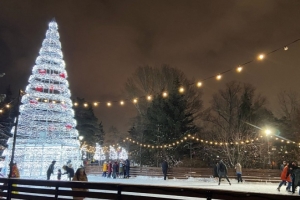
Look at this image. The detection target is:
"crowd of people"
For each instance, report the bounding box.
[101,159,131,179]
[277,160,300,194]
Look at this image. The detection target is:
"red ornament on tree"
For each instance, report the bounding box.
[59,73,66,78]
[65,124,72,130]
[29,100,38,105]
[35,86,43,92]
[39,69,46,75]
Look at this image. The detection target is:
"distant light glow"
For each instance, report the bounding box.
[179,87,184,93]
[197,82,202,87]
[162,92,168,97]
[216,74,222,80]
[237,66,243,72]
[107,102,112,107]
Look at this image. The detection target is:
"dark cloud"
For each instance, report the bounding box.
[1,0,300,132]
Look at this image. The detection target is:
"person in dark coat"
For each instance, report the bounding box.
[125,159,130,178]
[112,161,118,179]
[213,162,219,181]
[217,160,231,185]
[63,165,75,181]
[47,160,56,180]
[161,160,168,180]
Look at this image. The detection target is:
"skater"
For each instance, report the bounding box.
[57,169,62,180]
[63,164,75,181]
[107,161,112,178]
[102,161,108,177]
[277,161,291,191]
[47,160,56,180]
[217,160,231,185]
[72,167,88,200]
[119,160,124,178]
[125,159,130,178]
[161,159,168,180]
[212,162,219,181]
[112,161,118,179]
[235,163,243,183]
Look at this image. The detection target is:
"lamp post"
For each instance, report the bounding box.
[265,129,271,167]
[9,89,23,178]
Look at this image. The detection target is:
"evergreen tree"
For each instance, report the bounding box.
[73,98,104,147]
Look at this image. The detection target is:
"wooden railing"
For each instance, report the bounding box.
[86,166,282,183]
[0,178,298,200]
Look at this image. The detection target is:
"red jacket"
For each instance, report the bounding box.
[281,166,291,182]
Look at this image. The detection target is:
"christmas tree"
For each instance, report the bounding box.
[2,19,81,178]
[93,143,106,161]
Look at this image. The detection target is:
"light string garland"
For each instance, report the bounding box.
[123,134,300,149]
[0,39,300,115]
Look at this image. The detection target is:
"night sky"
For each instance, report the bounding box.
[1,0,300,133]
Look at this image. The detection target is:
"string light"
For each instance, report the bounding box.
[123,133,300,149]
[94,102,98,106]
[216,74,222,80]
[147,95,152,101]
[107,102,112,107]
[258,54,265,60]
[236,66,243,73]
[133,99,138,104]
[197,82,202,87]
[162,92,168,98]
[284,46,288,51]
[84,103,88,107]
[120,101,124,105]
[179,87,184,93]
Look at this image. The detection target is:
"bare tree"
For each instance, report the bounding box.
[202,81,271,167]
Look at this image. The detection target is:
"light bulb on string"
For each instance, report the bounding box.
[84,103,88,107]
[0,110,2,113]
[74,102,78,106]
[6,104,10,108]
[147,95,152,101]
[197,82,202,87]
[179,87,184,93]
[120,101,124,105]
[93,102,98,106]
[162,92,168,98]
[107,102,112,107]
[284,46,288,51]
[236,66,243,73]
[258,54,265,60]
[216,74,222,80]
[133,98,138,104]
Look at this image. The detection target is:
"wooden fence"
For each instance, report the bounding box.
[0,178,298,200]
[86,166,282,183]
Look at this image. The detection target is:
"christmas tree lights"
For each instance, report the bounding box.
[1,19,81,178]
[93,143,106,161]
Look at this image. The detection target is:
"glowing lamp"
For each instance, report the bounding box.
[107,102,111,106]
[237,66,243,72]
[216,74,222,80]
[197,82,202,87]
[179,87,184,93]
[162,92,168,97]
[147,95,152,100]
[120,101,124,105]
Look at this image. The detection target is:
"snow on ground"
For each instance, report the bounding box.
[83,175,300,199]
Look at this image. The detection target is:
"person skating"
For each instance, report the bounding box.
[102,161,108,177]
[63,164,75,181]
[235,163,243,183]
[277,161,291,191]
[217,160,231,185]
[125,159,130,178]
[212,162,219,182]
[161,159,168,180]
[47,160,56,180]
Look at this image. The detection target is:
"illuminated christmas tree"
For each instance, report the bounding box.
[93,143,106,161]
[2,19,81,178]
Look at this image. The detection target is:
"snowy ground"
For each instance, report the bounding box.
[83,175,299,199]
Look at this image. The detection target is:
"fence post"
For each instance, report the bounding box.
[206,190,212,200]
[55,185,59,199]
[6,178,12,200]
[117,185,122,200]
